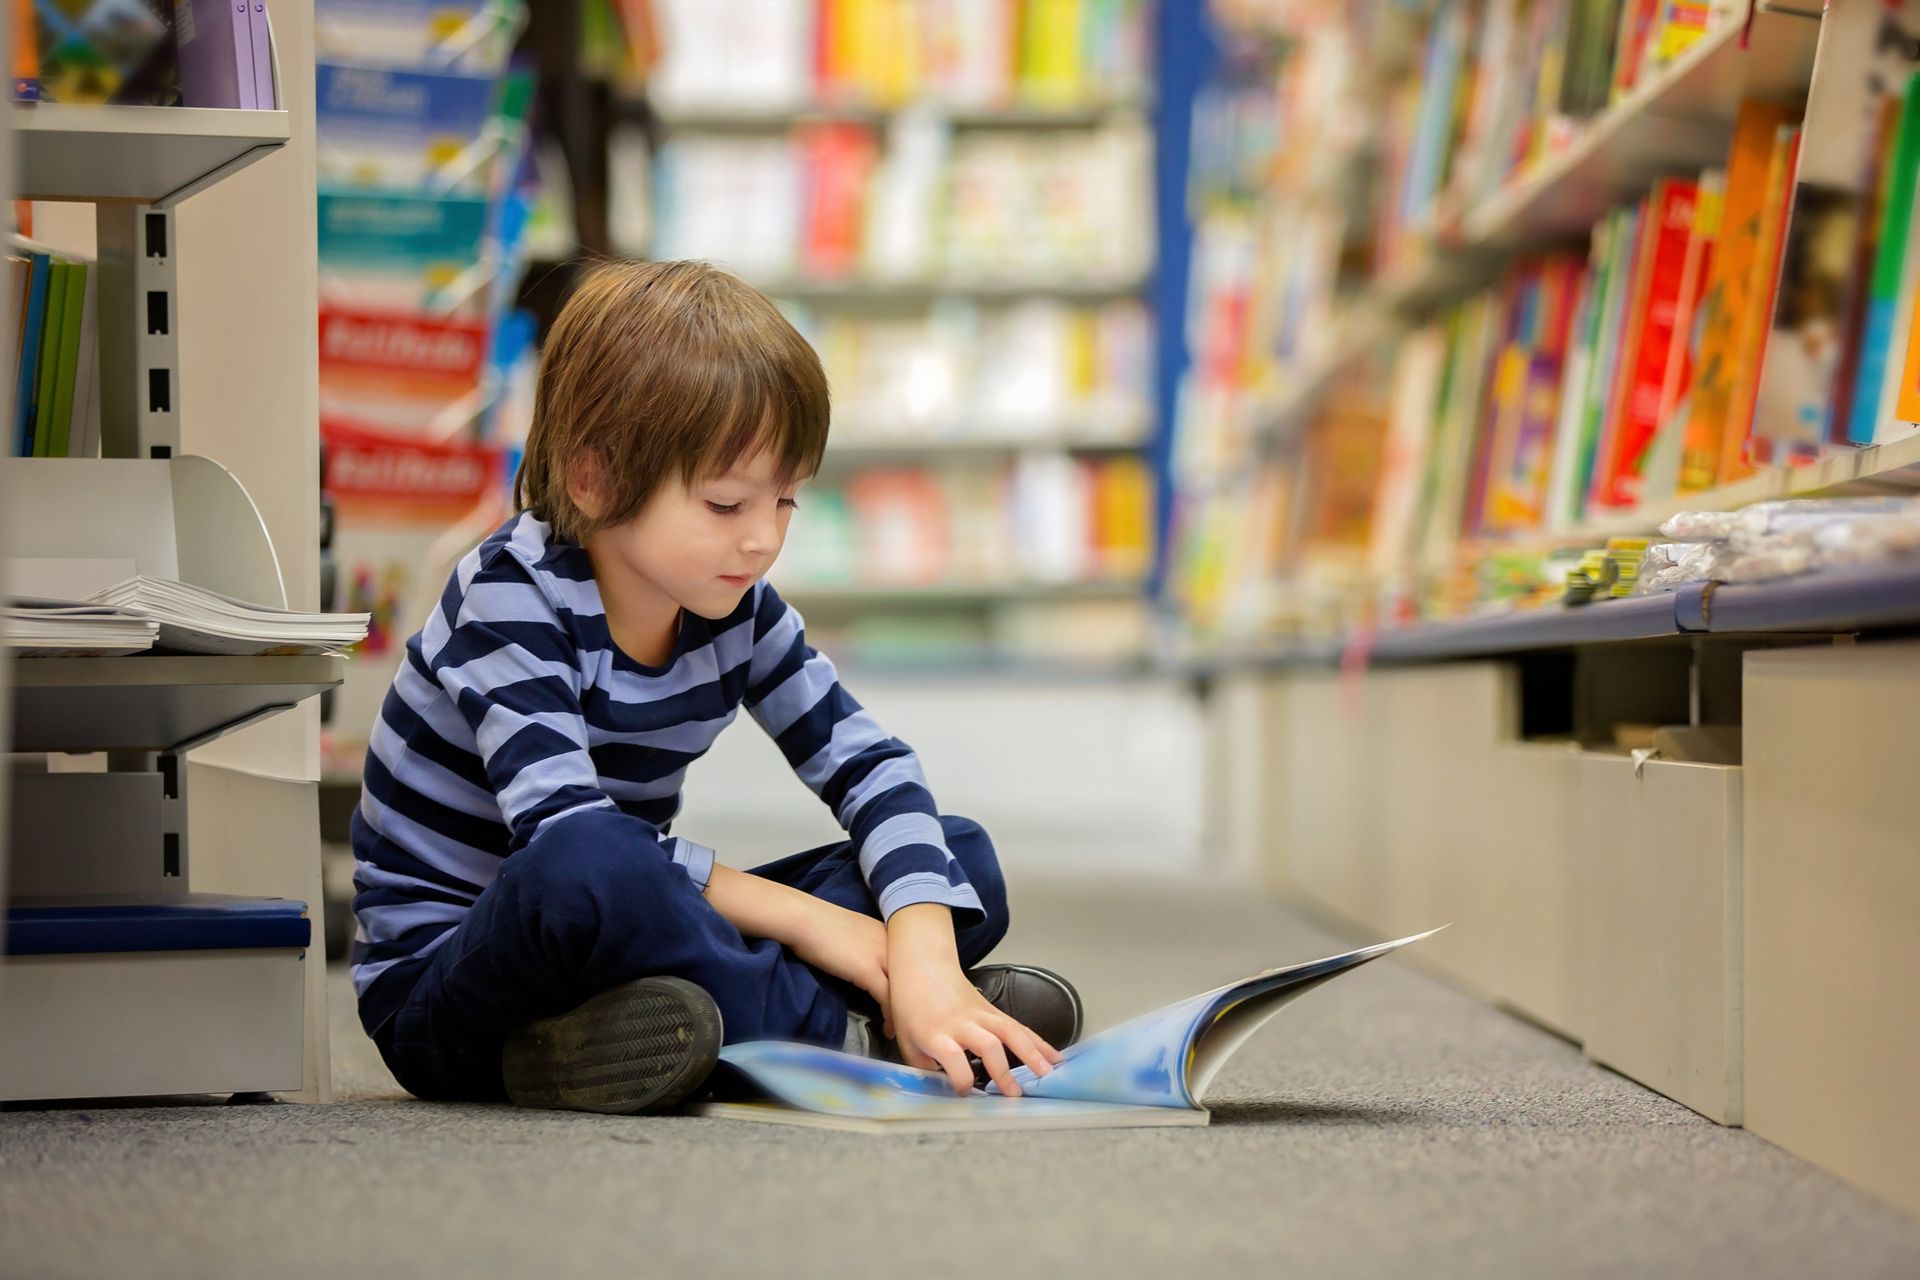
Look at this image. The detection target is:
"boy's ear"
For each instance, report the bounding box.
[565,455,606,522]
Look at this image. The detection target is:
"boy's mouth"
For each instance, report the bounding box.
[718,574,754,588]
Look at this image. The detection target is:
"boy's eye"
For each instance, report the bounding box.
[706,501,741,515]
[779,498,800,510]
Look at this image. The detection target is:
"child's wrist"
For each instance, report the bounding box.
[886,902,959,968]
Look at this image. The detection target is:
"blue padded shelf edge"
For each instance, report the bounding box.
[5,895,311,956]
[1227,561,1920,668]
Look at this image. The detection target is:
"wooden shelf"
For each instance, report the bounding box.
[9,654,343,753]
[775,579,1145,609]
[13,103,290,204]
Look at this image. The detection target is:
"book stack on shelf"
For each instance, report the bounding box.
[805,297,1152,448]
[646,103,1152,289]
[628,0,1159,668]
[1169,0,1920,653]
[13,0,280,109]
[6,248,99,458]
[648,0,1149,116]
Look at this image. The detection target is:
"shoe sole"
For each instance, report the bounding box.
[501,976,722,1114]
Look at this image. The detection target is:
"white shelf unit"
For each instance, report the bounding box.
[11,103,290,205]
[2,67,330,1102]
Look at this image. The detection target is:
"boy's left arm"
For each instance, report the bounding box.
[742,585,1059,1094]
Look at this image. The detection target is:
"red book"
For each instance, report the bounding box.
[1599,178,1698,507]
[798,123,876,280]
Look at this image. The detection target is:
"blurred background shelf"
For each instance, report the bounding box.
[774,578,1144,610]
[758,275,1150,303]
[1462,1,1824,248]
[12,103,290,204]
[648,100,1149,130]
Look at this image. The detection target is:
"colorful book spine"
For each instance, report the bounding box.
[1721,123,1802,482]
[1680,100,1794,488]
[13,254,49,457]
[1577,202,1641,512]
[30,261,70,458]
[45,262,86,459]
[1600,178,1697,507]
[1847,74,1920,445]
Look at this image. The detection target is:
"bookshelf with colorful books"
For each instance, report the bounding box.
[1160,0,1920,653]
[1186,0,1920,1219]
[625,0,1162,667]
[3,1,358,1103]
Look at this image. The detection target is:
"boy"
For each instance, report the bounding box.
[349,261,1081,1114]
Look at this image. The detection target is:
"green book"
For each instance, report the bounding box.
[45,262,87,458]
[30,262,69,458]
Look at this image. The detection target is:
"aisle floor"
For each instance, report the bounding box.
[4,876,1918,1279]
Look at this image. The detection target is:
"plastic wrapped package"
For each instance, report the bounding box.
[1634,542,1734,594]
[1659,498,1916,545]
[1811,505,1920,568]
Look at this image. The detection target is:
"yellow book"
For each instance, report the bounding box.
[1021,0,1086,106]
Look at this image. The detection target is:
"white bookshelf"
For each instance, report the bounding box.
[2,3,333,1103]
[11,655,344,755]
[11,103,290,205]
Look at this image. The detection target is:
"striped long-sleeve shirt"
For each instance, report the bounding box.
[348,511,981,1034]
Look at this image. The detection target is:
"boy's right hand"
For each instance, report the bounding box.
[790,901,892,1031]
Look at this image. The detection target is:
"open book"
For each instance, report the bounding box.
[698,928,1440,1134]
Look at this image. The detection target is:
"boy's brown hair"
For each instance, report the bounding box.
[514,260,831,543]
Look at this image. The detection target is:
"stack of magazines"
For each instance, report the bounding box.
[4,577,370,657]
[3,599,158,656]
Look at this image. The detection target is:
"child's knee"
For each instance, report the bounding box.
[940,814,1009,941]
[501,809,690,920]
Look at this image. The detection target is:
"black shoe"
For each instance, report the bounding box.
[501,976,722,1114]
[965,963,1084,1086]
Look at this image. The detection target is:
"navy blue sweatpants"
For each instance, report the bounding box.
[370,809,1011,1102]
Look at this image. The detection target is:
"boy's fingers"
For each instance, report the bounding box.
[996,1019,1056,1076]
[924,1035,974,1096]
[964,1027,1020,1098]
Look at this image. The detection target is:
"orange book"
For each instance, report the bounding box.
[1719,123,1801,484]
[1680,101,1795,490]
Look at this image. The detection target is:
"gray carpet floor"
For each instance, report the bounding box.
[3,876,1918,1279]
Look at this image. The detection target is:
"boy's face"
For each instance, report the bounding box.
[588,445,804,621]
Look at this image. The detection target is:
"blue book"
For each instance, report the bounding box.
[315,61,497,138]
[13,254,50,457]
